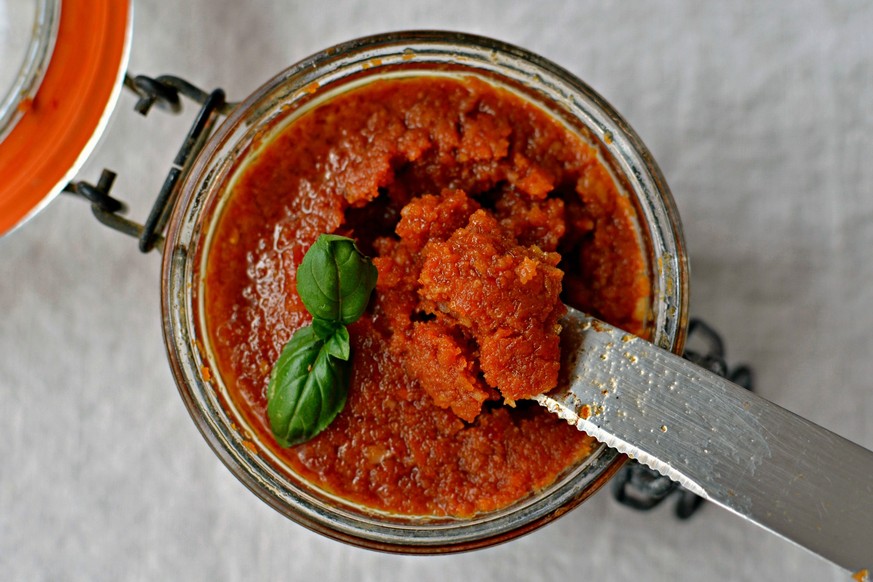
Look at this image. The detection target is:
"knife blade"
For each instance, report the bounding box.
[536,307,873,574]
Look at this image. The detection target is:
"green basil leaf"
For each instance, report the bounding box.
[323,325,350,361]
[266,325,350,448]
[297,234,378,325]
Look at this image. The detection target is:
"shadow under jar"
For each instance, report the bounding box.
[161,31,688,553]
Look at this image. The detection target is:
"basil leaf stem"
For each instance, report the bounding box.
[266,235,376,447]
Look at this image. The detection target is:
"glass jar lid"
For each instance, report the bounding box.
[0,0,131,236]
[0,0,58,141]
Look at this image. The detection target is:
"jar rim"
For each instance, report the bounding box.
[161,30,689,553]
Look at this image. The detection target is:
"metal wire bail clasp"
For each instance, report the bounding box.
[63,74,232,252]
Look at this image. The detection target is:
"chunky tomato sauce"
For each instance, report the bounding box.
[203,76,650,516]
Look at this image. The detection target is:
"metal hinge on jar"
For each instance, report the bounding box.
[62,74,234,253]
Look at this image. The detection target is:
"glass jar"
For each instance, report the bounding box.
[161,30,689,552]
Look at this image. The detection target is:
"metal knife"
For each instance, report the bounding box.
[536,306,873,576]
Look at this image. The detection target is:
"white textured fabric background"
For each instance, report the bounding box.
[2,1,873,580]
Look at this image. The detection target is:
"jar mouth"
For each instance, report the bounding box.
[161,30,688,553]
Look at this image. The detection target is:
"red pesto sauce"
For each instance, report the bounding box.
[204,76,650,517]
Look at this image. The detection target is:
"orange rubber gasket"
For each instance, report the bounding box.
[0,0,131,237]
